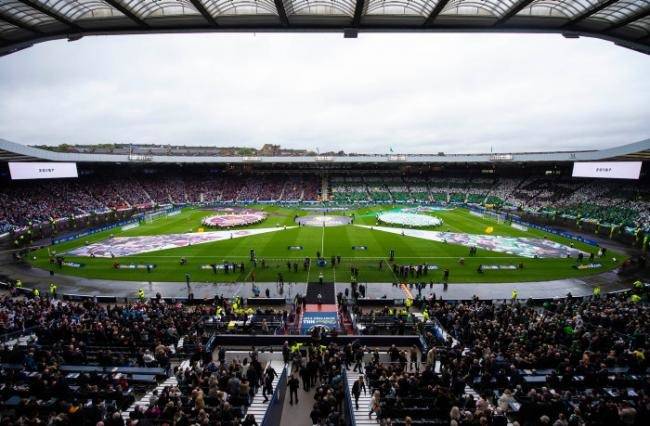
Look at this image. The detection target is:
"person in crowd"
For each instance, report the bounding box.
[288,373,300,405]
[352,375,366,410]
[262,364,278,403]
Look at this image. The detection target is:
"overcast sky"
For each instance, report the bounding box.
[0,32,649,154]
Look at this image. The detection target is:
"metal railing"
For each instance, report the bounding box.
[261,363,287,426]
[341,368,356,426]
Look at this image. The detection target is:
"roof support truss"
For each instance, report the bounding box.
[274,0,289,27]
[423,0,450,27]
[188,0,218,27]
[606,8,650,32]
[352,0,364,27]
[561,0,619,28]
[102,0,149,28]
[494,0,536,26]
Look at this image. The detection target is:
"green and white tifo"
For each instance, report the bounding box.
[28,206,624,284]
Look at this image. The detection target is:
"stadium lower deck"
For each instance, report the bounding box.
[1,275,648,426]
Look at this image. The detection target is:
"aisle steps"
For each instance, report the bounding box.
[347,365,376,426]
[347,357,440,426]
[247,360,285,424]
[122,374,178,421]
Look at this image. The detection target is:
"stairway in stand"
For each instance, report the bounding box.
[464,384,481,400]
[247,360,285,424]
[122,371,179,421]
[321,175,329,201]
[347,365,375,425]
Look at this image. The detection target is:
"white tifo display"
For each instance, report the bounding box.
[9,162,78,180]
[377,212,443,227]
[572,161,641,180]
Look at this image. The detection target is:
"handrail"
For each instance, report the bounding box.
[261,363,287,426]
[341,368,356,426]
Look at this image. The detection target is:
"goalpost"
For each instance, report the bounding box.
[483,209,506,224]
[144,209,168,223]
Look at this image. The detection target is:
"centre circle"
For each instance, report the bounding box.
[296,215,352,227]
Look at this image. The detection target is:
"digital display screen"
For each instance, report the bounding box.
[572,161,641,180]
[8,162,78,180]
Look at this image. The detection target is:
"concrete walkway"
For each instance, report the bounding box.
[279,372,317,426]
[0,251,637,300]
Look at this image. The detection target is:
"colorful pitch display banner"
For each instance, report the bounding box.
[52,217,143,245]
[66,227,290,257]
[9,162,78,180]
[572,161,641,180]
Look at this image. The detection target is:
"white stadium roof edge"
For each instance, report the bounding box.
[1,137,649,164]
[0,1,649,56]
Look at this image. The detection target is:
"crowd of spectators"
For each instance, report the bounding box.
[413,293,649,426]
[290,342,347,426]
[341,292,649,425]
[0,294,222,425]
[0,280,648,426]
[0,296,213,368]
[1,170,649,234]
[123,351,265,425]
[0,174,321,232]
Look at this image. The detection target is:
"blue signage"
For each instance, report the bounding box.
[301,312,338,334]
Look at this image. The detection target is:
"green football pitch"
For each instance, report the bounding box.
[27,206,624,284]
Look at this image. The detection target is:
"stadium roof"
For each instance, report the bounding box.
[0,1,649,56]
[1,137,649,164]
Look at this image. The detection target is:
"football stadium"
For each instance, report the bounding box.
[1,2,650,426]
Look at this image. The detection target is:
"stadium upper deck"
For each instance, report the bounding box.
[0,0,649,56]
[1,137,649,164]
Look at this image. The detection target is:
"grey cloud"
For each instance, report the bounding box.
[0,33,648,153]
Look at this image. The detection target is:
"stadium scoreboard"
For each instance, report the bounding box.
[8,162,78,180]
[572,161,641,180]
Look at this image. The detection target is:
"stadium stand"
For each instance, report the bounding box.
[3,171,649,237]
[0,139,649,425]
[0,280,646,425]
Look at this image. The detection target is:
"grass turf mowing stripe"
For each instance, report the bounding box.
[26,205,624,284]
